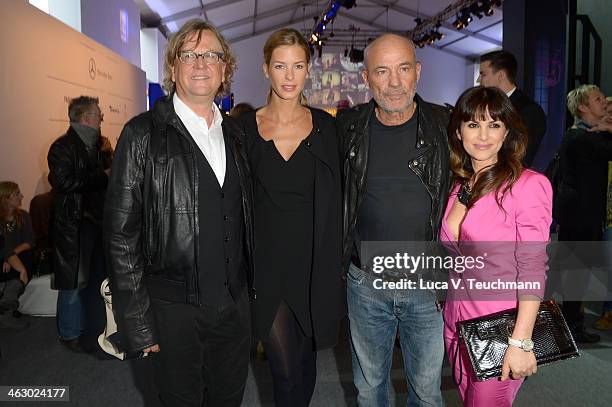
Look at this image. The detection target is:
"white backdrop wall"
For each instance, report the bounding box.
[81,0,141,68]
[230,27,473,109]
[0,1,147,205]
[141,28,168,84]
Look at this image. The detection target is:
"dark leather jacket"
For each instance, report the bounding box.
[48,126,108,289]
[556,122,612,238]
[337,95,451,272]
[104,96,254,352]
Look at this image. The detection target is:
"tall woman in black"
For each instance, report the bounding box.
[241,28,344,406]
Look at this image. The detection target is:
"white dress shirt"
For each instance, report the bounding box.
[506,87,517,98]
[173,93,226,187]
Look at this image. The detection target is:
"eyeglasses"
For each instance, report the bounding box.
[178,50,225,65]
[84,111,104,120]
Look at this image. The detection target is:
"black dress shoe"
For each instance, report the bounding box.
[60,338,85,353]
[79,336,100,354]
[571,326,601,343]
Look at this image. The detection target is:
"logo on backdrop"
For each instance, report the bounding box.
[89,58,96,80]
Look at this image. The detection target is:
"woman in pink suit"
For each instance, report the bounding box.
[442,86,552,406]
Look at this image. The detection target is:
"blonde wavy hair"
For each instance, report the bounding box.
[567,84,599,123]
[0,181,22,226]
[162,19,236,97]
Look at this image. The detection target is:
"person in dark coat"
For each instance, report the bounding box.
[105,20,253,407]
[240,28,344,407]
[479,50,547,168]
[337,34,450,407]
[556,84,611,343]
[47,95,109,352]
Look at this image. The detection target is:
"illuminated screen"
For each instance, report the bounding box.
[303,53,371,113]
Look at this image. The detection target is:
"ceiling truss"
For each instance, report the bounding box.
[148,0,502,60]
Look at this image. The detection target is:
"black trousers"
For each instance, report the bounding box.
[150,288,251,407]
[79,220,107,340]
[558,225,603,329]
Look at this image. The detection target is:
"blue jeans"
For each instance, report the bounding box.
[347,264,444,407]
[57,288,82,340]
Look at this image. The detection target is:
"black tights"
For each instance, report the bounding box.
[263,301,317,407]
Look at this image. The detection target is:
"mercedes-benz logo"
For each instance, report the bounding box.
[89,58,96,80]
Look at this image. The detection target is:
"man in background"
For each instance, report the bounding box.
[48,96,109,352]
[479,50,547,168]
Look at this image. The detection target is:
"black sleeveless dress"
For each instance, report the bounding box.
[244,112,316,339]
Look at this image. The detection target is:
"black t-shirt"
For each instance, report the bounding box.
[356,111,432,267]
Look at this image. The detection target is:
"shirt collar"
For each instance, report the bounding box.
[506,87,517,98]
[173,92,223,129]
[576,118,592,130]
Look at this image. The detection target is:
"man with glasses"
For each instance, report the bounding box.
[104,19,252,407]
[48,96,110,353]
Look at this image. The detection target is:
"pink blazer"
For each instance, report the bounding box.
[441,169,553,327]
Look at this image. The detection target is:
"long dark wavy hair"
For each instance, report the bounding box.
[448,86,527,208]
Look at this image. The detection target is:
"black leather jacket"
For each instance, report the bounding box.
[104,96,254,352]
[337,95,451,272]
[48,126,108,289]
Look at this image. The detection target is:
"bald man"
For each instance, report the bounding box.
[337,34,449,406]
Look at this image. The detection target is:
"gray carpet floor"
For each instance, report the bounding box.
[1,307,611,407]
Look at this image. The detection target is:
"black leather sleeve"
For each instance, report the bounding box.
[47,140,108,193]
[103,118,158,352]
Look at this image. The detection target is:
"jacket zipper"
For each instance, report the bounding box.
[169,118,201,307]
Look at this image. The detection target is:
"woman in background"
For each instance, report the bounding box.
[0,181,34,315]
[241,28,344,406]
[442,87,552,406]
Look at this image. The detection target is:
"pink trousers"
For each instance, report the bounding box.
[444,316,524,406]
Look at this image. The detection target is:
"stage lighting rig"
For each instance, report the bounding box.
[408,0,502,48]
[308,0,360,46]
[348,47,364,63]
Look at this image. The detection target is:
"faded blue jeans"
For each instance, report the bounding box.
[347,264,444,407]
[57,288,83,340]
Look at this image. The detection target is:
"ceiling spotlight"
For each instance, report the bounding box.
[311,33,318,42]
[461,9,473,24]
[349,47,364,63]
[483,1,495,16]
[470,4,484,19]
[453,14,466,30]
[341,0,357,9]
[429,30,444,42]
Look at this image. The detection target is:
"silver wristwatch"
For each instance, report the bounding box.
[508,337,534,352]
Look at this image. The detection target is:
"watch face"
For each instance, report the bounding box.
[522,339,534,351]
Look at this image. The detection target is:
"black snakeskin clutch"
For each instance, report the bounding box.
[456,301,580,381]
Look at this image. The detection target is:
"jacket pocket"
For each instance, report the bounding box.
[145,207,160,265]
